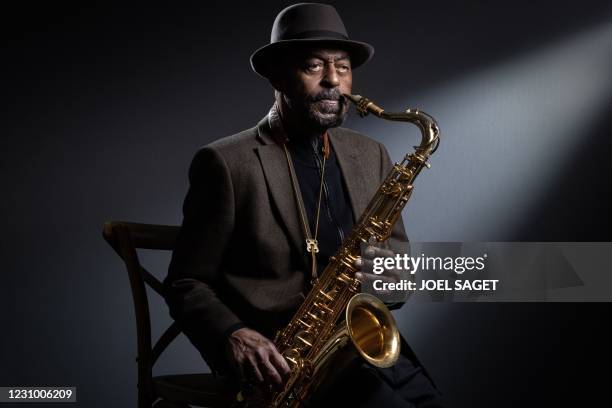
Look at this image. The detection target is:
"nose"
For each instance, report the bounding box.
[321,63,340,88]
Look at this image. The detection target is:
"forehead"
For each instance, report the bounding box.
[297,47,350,61]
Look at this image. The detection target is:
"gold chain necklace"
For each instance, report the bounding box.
[282,133,330,282]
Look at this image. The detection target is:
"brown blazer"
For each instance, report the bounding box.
[163,112,409,370]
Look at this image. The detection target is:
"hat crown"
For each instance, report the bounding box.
[271,3,349,42]
[250,2,374,79]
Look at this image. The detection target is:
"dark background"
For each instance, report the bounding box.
[2,1,612,407]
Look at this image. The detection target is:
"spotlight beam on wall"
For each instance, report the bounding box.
[349,21,612,242]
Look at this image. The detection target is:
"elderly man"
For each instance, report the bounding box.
[164,3,444,407]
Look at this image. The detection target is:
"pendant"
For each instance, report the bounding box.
[306,238,319,253]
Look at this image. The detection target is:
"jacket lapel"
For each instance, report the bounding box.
[328,128,369,221]
[254,116,371,266]
[255,117,308,267]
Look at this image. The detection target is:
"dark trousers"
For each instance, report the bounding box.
[313,355,446,408]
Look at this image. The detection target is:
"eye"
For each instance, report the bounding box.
[305,62,323,73]
[336,64,351,73]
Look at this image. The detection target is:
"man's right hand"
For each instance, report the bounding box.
[225,327,291,390]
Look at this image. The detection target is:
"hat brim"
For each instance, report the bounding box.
[250,38,374,79]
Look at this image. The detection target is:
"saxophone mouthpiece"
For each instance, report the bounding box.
[343,93,383,118]
[343,94,362,104]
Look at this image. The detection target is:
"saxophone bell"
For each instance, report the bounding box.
[300,293,400,406]
[346,293,400,368]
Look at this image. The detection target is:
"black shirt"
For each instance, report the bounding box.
[287,135,354,275]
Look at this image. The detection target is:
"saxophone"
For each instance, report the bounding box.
[249,94,440,407]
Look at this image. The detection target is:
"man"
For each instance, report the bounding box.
[164,3,444,407]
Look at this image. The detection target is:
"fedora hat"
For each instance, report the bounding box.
[250,3,375,79]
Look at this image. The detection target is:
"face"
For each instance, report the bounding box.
[275,48,353,131]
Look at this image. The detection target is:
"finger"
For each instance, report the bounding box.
[245,356,265,384]
[356,271,391,282]
[259,356,284,388]
[269,348,291,378]
[364,245,395,259]
[354,256,363,269]
[358,273,389,294]
[354,257,379,275]
[354,256,370,271]
[361,272,399,284]
[358,272,399,295]
[358,257,375,273]
[357,258,401,280]
[364,246,377,258]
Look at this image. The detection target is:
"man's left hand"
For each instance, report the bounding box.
[354,245,401,295]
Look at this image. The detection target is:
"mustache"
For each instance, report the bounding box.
[306,89,346,103]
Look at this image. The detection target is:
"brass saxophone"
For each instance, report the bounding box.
[255,94,440,407]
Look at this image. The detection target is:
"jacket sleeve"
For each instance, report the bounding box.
[163,146,242,370]
[378,143,411,310]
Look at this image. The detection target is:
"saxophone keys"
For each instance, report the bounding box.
[314,302,333,314]
[307,311,323,322]
[318,289,334,301]
[337,272,352,284]
[282,348,301,365]
[297,318,312,329]
[295,330,314,347]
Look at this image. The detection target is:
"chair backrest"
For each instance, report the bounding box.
[102,221,181,406]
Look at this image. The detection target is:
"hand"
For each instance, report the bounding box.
[355,245,401,295]
[225,327,291,391]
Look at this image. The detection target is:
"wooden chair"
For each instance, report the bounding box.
[102,221,232,408]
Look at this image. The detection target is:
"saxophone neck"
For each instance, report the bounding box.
[343,93,440,153]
